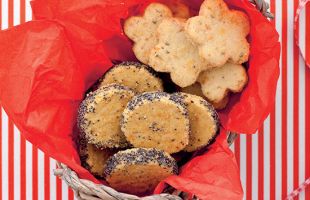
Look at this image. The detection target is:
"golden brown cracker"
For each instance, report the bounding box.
[166,1,191,18]
[178,93,219,152]
[180,82,230,109]
[124,3,173,64]
[211,95,229,110]
[121,92,190,154]
[197,63,248,106]
[78,84,136,148]
[104,148,177,195]
[149,18,210,87]
[99,61,164,93]
[185,0,250,67]
[180,82,205,98]
[79,137,116,178]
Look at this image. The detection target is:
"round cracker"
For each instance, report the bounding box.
[177,93,219,152]
[79,137,116,178]
[211,95,229,110]
[180,82,230,109]
[78,84,136,148]
[180,82,205,98]
[121,92,190,154]
[99,62,164,93]
[104,148,177,195]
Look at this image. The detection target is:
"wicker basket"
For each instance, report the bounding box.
[54,1,273,199]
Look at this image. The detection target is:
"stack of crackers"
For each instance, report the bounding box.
[77,61,219,195]
[125,0,249,109]
[77,0,250,196]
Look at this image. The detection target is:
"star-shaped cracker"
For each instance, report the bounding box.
[148,18,210,87]
[185,0,250,67]
[124,3,173,64]
[197,63,248,105]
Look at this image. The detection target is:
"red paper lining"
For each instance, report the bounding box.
[0,0,280,198]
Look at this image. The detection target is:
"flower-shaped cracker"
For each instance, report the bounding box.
[185,0,250,67]
[197,63,248,106]
[149,18,210,87]
[124,3,173,64]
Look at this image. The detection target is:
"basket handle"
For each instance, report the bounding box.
[249,0,274,19]
[227,132,238,146]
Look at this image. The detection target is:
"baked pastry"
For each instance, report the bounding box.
[104,148,177,195]
[124,3,173,64]
[78,84,136,148]
[197,63,248,107]
[121,92,190,154]
[177,93,219,152]
[166,1,191,18]
[99,61,164,93]
[79,137,116,178]
[180,83,204,98]
[148,18,210,87]
[180,82,230,109]
[185,0,250,67]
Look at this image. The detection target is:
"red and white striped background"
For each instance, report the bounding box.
[0,0,309,199]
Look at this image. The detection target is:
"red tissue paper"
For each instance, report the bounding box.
[0,0,280,199]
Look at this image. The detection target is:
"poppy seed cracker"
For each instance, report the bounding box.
[177,93,219,152]
[79,137,116,178]
[77,84,136,148]
[99,61,164,93]
[180,83,205,98]
[180,82,230,109]
[104,148,177,195]
[121,92,190,154]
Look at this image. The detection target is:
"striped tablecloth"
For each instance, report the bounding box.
[0,0,309,199]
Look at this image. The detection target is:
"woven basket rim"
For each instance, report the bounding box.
[54,132,238,200]
[54,0,273,199]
